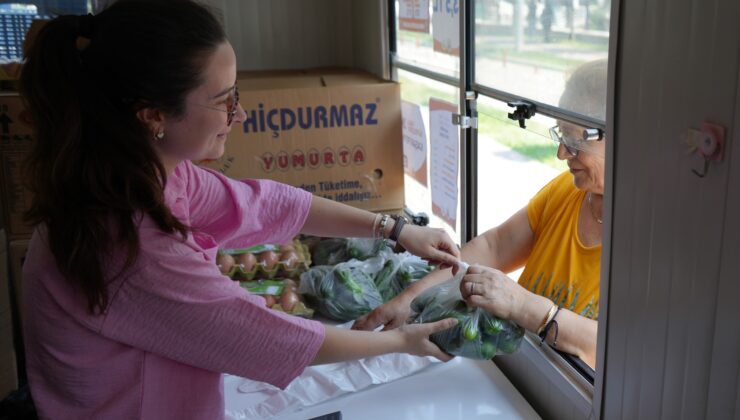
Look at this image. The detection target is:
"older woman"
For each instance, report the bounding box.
[354,59,607,368]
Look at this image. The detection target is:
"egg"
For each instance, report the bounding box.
[280,290,300,312]
[216,253,235,274]
[280,250,300,270]
[280,243,296,253]
[282,279,298,290]
[263,294,277,308]
[234,253,257,272]
[258,251,279,270]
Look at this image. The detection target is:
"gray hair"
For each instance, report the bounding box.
[558,58,608,122]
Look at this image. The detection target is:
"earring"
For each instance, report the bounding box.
[154,130,165,141]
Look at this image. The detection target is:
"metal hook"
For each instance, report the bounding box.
[692,158,710,178]
[507,101,536,129]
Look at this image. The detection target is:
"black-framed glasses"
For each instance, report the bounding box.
[549,125,604,157]
[196,85,240,126]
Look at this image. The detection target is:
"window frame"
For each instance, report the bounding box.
[387,0,619,417]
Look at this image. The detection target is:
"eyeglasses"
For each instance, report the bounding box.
[196,85,240,126]
[549,125,603,157]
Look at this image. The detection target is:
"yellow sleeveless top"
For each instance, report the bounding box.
[518,171,601,319]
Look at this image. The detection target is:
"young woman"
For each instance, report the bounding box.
[19,1,461,418]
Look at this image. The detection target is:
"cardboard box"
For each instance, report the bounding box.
[0,93,34,240]
[200,69,405,212]
[8,239,28,329]
[0,230,19,397]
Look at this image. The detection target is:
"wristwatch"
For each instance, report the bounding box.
[389,214,407,242]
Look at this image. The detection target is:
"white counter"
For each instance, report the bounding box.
[225,356,540,420]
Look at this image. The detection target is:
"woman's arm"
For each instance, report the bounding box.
[478,206,535,273]
[461,265,597,368]
[300,195,381,238]
[301,196,461,266]
[352,206,536,331]
[312,318,458,365]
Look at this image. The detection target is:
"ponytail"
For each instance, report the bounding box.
[20,0,224,313]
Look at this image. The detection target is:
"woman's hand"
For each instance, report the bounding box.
[314,317,458,365]
[397,224,461,269]
[352,292,414,331]
[393,318,458,361]
[459,265,528,321]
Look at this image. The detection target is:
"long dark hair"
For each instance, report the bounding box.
[20,0,226,313]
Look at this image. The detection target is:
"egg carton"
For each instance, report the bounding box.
[217,239,311,280]
[240,279,314,318]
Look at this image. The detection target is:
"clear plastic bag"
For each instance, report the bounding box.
[299,257,385,321]
[410,264,524,359]
[310,238,390,266]
[373,251,432,302]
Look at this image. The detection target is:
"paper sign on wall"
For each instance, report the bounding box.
[432,0,460,56]
[399,0,430,33]
[429,98,458,230]
[401,101,428,186]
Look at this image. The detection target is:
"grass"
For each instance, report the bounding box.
[479,47,583,71]
[398,27,607,72]
[399,74,567,170]
[474,38,605,71]
[476,104,566,169]
[399,73,457,106]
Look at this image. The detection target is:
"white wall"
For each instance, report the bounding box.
[205,0,387,78]
[601,0,740,418]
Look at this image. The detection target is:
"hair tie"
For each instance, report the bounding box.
[77,13,95,39]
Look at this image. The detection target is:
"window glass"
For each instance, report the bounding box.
[0,2,92,63]
[474,0,610,121]
[398,68,462,243]
[395,0,460,78]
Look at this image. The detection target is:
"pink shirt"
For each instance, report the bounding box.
[22,161,325,420]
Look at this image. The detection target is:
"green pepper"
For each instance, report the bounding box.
[461,317,480,341]
[483,317,505,334]
[375,260,395,283]
[319,278,335,299]
[374,260,396,300]
[336,268,364,295]
[399,271,413,285]
[348,248,361,260]
[480,341,497,359]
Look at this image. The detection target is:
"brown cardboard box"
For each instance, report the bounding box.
[0,93,34,240]
[0,230,19,397]
[8,239,28,329]
[200,69,405,212]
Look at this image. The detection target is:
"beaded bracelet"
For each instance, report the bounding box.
[376,214,390,239]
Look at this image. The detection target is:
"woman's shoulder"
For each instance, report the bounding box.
[549,170,578,191]
[533,171,580,204]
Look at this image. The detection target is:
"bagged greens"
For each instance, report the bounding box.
[310,238,390,266]
[299,247,433,321]
[410,264,524,359]
[299,258,385,321]
[373,252,433,302]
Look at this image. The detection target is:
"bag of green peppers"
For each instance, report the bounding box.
[373,251,433,302]
[310,238,391,266]
[299,258,385,321]
[410,265,524,359]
